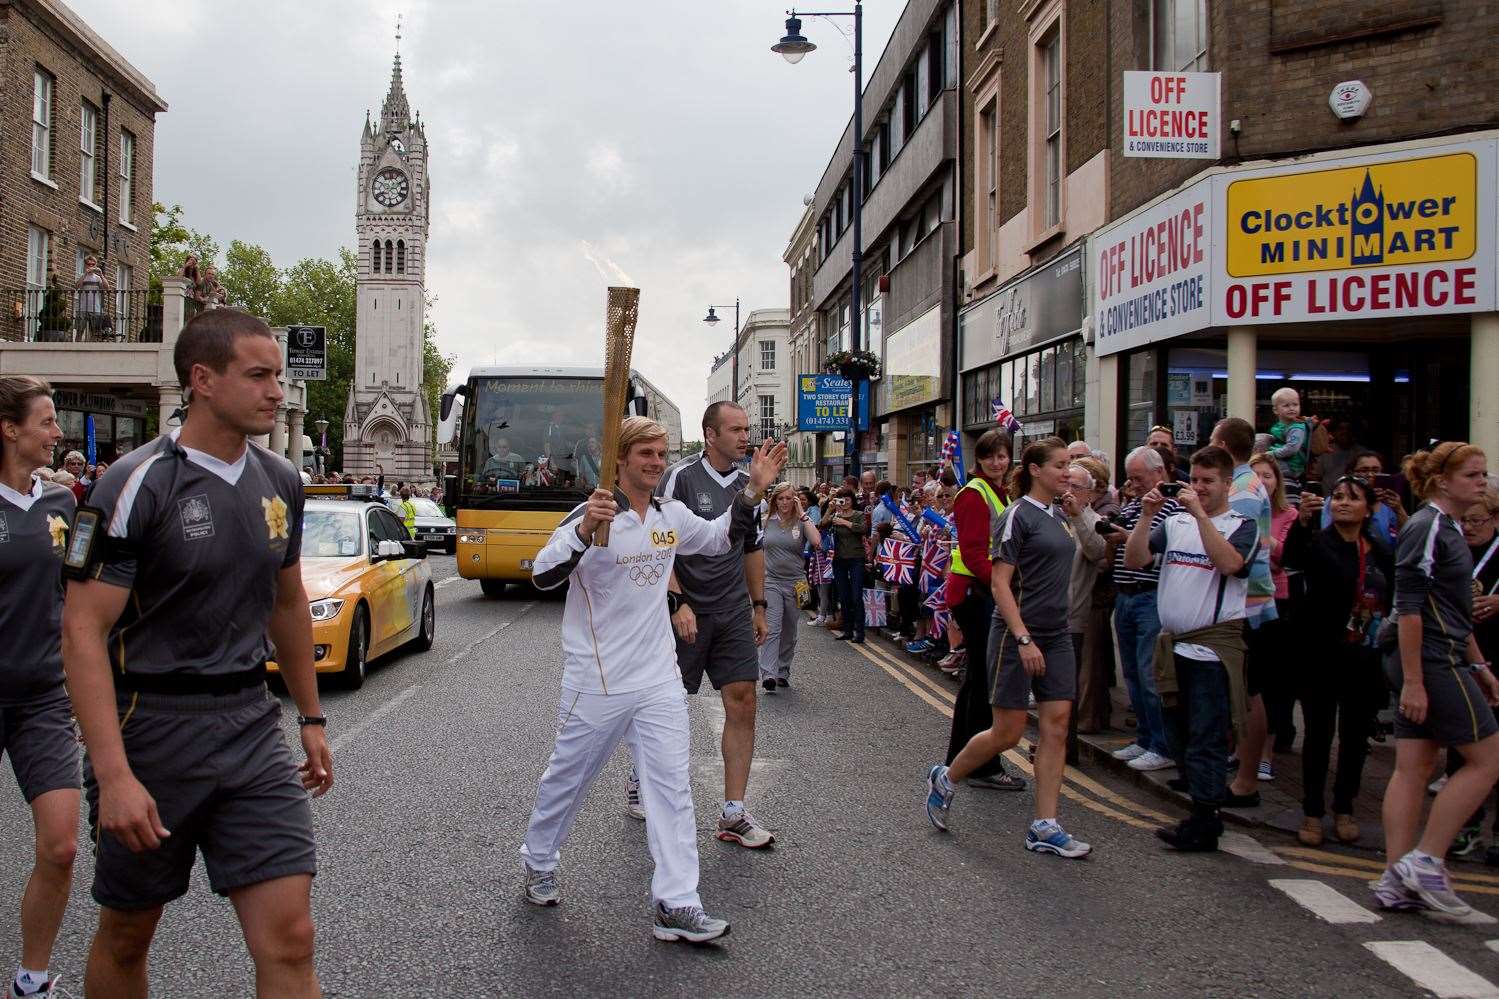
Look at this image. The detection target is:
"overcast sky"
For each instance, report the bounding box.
[70,0,902,439]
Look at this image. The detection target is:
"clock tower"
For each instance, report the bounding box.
[345,48,432,478]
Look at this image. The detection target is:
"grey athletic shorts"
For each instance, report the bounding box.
[1384,656,1499,747]
[2,690,80,803]
[85,686,316,910]
[990,629,1076,710]
[676,608,759,694]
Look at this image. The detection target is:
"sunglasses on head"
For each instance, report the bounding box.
[1149,425,1172,436]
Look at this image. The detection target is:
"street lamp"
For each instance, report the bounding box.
[702,298,740,407]
[314,418,330,475]
[774,4,864,479]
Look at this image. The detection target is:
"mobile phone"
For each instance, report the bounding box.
[1158,482,1183,498]
[1373,474,1396,492]
[1301,481,1325,498]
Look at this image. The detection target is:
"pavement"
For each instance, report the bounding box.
[3,559,1499,996]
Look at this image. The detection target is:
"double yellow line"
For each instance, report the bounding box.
[848,639,1176,831]
[850,634,1499,892]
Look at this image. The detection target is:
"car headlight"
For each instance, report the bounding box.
[458,532,486,545]
[309,598,345,621]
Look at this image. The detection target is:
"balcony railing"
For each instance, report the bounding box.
[2,289,162,344]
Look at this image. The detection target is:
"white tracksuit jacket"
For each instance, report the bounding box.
[531,488,758,695]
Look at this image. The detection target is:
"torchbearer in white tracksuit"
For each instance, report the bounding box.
[520,416,786,943]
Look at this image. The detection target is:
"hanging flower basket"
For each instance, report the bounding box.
[824,349,881,381]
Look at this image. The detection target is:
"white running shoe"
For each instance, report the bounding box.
[652,901,730,943]
[1127,751,1175,772]
[1112,743,1148,762]
[716,810,775,848]
[625,777,646,821]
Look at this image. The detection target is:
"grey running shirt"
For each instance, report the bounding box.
[1395,504,1473,666]
[0,477,75,703]
[85,434,305,677]
[761,516,808,583]
[990,495,1078,637]
[656,454,761,614]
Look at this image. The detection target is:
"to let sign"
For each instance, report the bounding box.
[286,325,327,381]
[1123,71,1220,159]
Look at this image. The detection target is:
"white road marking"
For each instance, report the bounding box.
[331,604,534,753]
[1220,832,1287,865]
[434,575,470,589]
[1486,940,1499,954]
[1269,878,1381,923]
[1365,941,1499,998]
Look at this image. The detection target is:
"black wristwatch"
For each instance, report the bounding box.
[667,591,688,615]
[297,715,327,728]
[752,600,769,610]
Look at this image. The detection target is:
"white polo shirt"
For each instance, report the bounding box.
[532,489,757,695]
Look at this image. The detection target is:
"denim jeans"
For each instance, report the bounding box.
[832,557,865,639]
[1169,654,1230,807]
[1113,590,1171,757]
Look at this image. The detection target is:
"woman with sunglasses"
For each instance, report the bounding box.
[1287,476,1394,846]
[1375,443,1499,916]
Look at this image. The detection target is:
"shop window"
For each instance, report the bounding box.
[1072,338,1087,408]
[1125,349,1158,452]
[1040,346,1057,412]
[1055,343,1072,413]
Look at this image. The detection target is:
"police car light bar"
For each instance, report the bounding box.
[304,484,380,499]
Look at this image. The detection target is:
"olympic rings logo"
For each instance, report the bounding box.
[629,563,664,587]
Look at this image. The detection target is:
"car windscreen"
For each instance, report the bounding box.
[302,510,363,558]
[463,376,605,501]
[410,498,445,517]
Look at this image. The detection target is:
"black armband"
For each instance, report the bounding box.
[62,506,105,580]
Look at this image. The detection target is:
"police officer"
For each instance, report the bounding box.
[62,309,332,999]
[0,376,79,997]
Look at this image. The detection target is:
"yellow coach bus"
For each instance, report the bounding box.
[441,365,682,596]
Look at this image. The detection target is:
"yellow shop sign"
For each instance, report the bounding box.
[1226,151,1477,277]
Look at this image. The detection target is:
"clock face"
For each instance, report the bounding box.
[372,169,409,208]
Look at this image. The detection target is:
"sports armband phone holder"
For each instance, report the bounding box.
[62,506,105,580]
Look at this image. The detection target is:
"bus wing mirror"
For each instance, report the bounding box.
[440,390,457,422]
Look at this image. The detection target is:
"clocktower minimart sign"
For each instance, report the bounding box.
[1091,137,1498,356]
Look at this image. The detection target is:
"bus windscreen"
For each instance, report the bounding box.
[463,377,606,498]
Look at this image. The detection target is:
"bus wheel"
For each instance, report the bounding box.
[480,579,506,598]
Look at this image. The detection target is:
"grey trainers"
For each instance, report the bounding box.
[625,777,646,821]
[652,901,730,943]
[523,863,560,906]
[716,810,775,848]
[1394,851,1471,916]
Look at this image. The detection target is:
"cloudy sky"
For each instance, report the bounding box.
[71,0,902,439]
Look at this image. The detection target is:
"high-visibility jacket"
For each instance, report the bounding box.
[949,476,1005,578]
[398,499,417,534]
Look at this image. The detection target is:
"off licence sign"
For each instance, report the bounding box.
[1123,71,1220,159]
[286,325,326,381]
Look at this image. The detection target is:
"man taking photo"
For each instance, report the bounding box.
[1126,445,1258,853]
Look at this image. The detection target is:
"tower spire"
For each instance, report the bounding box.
[381,14,411,132]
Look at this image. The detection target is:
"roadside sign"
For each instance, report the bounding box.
[287,325,327,381]
[1122,71,1220,159]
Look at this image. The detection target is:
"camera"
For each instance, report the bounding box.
[1158,482,1184,498]
[1093,514,1127,537]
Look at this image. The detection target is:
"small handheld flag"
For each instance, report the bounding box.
[991,396,1023,435]
[876,538,917,585]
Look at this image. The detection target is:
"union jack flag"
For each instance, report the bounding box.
[919,538,950,594]
[924,586,951,636]
[941,429,960,463]
[991,396,1023,434]
[876,538,917,585]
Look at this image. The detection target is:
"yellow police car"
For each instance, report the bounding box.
[269,485,435,689]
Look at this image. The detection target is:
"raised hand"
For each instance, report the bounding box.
[749,439,789,494]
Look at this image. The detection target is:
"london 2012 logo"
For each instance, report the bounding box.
[1226,151,1478,278]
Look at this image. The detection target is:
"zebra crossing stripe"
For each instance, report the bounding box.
[1365,941,1499,998]
[1268,878,1381,923]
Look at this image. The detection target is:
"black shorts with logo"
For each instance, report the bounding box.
[86,685,316,910]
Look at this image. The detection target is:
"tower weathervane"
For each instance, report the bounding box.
[395,12,403,52]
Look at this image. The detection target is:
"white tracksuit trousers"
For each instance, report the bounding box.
[520,678,701,909]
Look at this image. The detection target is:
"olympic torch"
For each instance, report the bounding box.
[594,286,640,547]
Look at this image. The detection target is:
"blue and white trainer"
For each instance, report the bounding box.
[523,864,560,906]
[925,765,954,831]
[1371,868,1427,912]
[1394,851,1472,916]
[1026,820,1092,859]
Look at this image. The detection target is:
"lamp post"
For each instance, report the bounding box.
[314,418,330,475]
[774,5,864,479]
[702,298,741,407]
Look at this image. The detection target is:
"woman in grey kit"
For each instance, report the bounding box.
[0,376,79,997]
[760,483,821,692]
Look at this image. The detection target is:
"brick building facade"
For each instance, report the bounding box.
[1,0,165,305]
